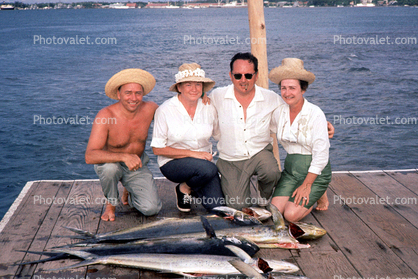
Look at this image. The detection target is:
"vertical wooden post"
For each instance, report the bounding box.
[247,0,268,89]
[248,0,282,171]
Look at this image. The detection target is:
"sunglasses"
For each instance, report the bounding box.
[232,73,256,80]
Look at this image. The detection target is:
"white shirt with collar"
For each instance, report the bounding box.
[209,84,284,161]
[271,98,329,175]
[151,95,218,167]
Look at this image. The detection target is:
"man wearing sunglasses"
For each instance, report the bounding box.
[209,52,284,210]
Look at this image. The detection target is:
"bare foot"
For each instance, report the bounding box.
[121,188,129,205]
[316,191,329,211]
[101,203,116,221]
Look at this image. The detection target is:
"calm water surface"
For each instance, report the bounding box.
[0,7,417,219]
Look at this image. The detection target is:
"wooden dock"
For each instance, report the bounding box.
[1,170,417,279]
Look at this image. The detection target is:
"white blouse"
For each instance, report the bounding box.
[271,98,330,175]
[151,95,218,167]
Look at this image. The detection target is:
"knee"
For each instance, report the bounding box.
[283,210,301,223]
[204,163,219,178]
[96,163,120,178]
[136,200,162,216]
[257,164,281,183]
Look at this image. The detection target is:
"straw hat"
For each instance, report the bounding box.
[169,63,215,93]
[105,68,156,100]
[269,58,316,85]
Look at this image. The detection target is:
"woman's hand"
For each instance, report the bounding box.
[190,151,213,161]
[292,182,312,207]
[292,172,318,207]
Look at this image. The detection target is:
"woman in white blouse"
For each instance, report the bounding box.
[151,63,224,213]
[268,58,332,222]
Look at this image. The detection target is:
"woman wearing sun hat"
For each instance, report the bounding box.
[151,63,225,212]
[268,58,332,222]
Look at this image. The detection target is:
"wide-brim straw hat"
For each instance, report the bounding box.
[169,63,215,93]
[269,58,316,85]
[105,68,156,100]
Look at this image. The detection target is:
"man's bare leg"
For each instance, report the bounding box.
[101,202,116,221]
[316,191,329,211]
[121,187,129,205]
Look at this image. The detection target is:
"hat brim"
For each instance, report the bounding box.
[269,68,315,85]
[105,68,156,100]
[169,77,215,93]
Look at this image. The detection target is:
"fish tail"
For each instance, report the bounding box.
[266,203,285,230]
[200,216,217,238]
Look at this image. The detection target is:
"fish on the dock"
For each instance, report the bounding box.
[46,245,300,276]
[289,222,327,240]
[229,258,310,279]
[242,207,273,221]
[17,216,260,265]
[173,204,310,249]
[213,206,272,222]
[64,208,262,245]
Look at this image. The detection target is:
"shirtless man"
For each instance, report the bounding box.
[85,68,162,221]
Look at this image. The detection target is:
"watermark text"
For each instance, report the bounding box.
[334,35,417,45]
[333,115,417,125]
[34,35,117,45]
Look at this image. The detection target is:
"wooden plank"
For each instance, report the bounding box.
[287,201,362,279]
[351,171,418,228]
[391,247,418,274]
[329,173,418,247]
[0,181,63,279]
[385,170,418,194]
[31,180,105,279]
[311,173,416,278]
[14,181,74,279]
[291,250,361,279]
[327,173,418,275]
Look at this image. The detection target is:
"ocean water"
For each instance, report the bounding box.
[0,7,417,220]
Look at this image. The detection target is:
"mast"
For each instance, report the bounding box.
[247,0,282,171]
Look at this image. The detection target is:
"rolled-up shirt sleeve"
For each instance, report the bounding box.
[309,111,330,175]
[150,107,168,148]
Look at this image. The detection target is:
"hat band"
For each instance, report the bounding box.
[175,68,205,83]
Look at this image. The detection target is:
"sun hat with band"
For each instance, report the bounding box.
[105,68,156,100]
[268,58,316,85]
[169,63,215,93]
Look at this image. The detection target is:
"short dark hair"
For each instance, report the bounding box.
[230,52,258,73]
[279,80,309,91]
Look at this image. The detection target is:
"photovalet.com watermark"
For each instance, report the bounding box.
[33,115,117,125]
[333,115,417,126]
[33,35,117,45]
[334,195,417,206]
[333,35,417,45]
[183,35,266,45]
[33,195,117,206]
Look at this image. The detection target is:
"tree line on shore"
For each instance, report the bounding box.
[8,0,418,9]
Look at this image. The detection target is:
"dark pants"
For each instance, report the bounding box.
[160,157,225,211]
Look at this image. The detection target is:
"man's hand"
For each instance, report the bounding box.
[123,154,143,171]
[202,93,211,105]
[327,121,335,139]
